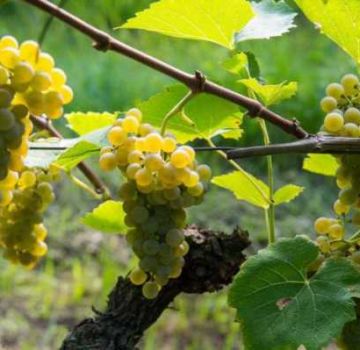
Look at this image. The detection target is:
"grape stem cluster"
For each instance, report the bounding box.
[21,0,308,140]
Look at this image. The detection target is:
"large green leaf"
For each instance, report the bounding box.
[295,0,360,64]
[66,112,117,136]
[273,184,304,206]
[55,141,100,171]
[121,0,254,49]
[212,170,269,208]
[229,236,360,350]
[303,153,338,176]
[239,78,298,106]
[137,85,242,143]
[82,200,126,234]
[53,126,111,171]
[236,0,297,42]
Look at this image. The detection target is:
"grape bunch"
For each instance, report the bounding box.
[315,74,360,257]
[0,35,73,119]
[0,79,32,199]
[99,108,212,299]
[0,168,56,268]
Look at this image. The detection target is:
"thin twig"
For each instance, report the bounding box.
[226,136,360,159]
[30,115,108,195]
[38,0,69,45]
[22,0,309,140]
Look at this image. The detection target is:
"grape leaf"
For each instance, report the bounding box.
[212,170,270,208]
[53,126,111,170]
[55,141,100,171]
[137,85,242,143]
[25,149,61,169]
[66,112,117,136]
[236,0,297,42]
[82,200,126,234]
[223,51,261,79]
[273,184,304,205]
[295,0,360,64]
[229,236,360,350]
[223,52,249,75]
[26,139,73,168]
[121,0,254,49]
[303,153,338,177]
[239,78,298,106]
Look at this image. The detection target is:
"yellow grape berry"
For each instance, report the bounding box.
[130,268,147,285]
[51,68,67,87]
[170,150,190,168]
[144,133,163,153]
[162,136,176,153]
[18,170,37,188]
[126,108,142,122]
[99,152,117,171]
[328,223,344,240]
[333,199,350,216]
[135,168,153,187]
[314,217,333,235]
[142,281,160,299]
[122,116,139,133]
[108,126,126,146]
[324,112,344,133]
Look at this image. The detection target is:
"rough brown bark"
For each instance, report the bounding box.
[60,226,250,350]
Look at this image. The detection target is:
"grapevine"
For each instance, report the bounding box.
[315,74,360,261]
[100,108,212,298]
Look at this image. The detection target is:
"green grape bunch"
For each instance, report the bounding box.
[0,35,73,119]
[0,168,57,268]
[315,74,360,260]
[99,108,212,299]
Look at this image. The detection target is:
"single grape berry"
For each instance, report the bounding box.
[324,112,344,133]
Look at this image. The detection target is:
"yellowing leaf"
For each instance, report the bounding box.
[273,184,304,206]
[121,0,255,49]
[82,200,126,234]
[212,170,269,208]
[296,0,360,64]
[66,112,117,136]
[303,153,338,177]
[239,78,298,106]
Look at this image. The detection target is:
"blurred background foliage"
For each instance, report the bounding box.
[0,0,355,349]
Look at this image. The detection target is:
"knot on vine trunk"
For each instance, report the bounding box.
[93,33,112,51]
[192,70,207,93]
[61,225,250,350]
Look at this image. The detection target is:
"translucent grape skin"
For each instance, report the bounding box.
[142,281,160,299]
[324,112,344,133]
